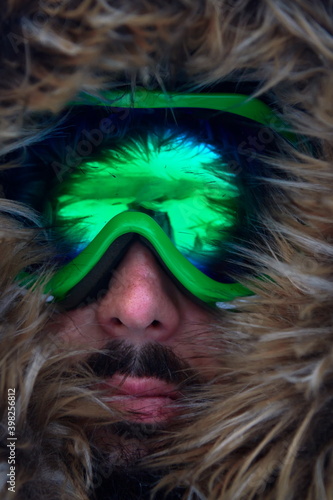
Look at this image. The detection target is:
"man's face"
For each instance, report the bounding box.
[54,240,217,435]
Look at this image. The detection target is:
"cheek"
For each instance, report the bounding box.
[171,311,222,380]
[51,305,102,348]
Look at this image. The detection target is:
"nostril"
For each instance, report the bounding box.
[109,317,161,329]
[110,318,122,326]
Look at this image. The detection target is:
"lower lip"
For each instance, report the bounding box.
[98,376,180,424]
[112,395,177,423]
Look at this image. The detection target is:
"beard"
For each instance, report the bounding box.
[90,468,185,500]
[90,423,185,500]
[86,341,204,499]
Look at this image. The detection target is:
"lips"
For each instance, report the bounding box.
[98,375,180,424]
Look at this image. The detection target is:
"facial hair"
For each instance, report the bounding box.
[87,339,201,386]
[85,341,203,499]
[90,468,185,500]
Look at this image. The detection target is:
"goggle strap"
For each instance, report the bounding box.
[70,89,295,141]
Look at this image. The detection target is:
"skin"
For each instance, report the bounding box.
[56,241,218,378]
[52,241,221,478]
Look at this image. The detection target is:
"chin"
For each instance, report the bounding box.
[90,420,166,469]
[91,467,184,500]
[90,422,181,500]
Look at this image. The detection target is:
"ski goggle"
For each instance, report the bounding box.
[37,90,292,307]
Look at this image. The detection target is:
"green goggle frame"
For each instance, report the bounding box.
[45,212,252,304]
[39,89,292,305]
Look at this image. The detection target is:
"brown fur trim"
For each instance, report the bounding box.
[1,0,333,498]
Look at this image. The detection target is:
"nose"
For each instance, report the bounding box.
[96,241,182,344]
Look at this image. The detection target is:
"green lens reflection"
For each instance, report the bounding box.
[49,130,240,262]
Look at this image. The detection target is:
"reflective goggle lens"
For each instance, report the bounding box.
[48,129,242,286]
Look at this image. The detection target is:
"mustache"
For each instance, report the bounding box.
[86,340,202,386]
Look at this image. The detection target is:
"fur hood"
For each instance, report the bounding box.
[1,0,333,498]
